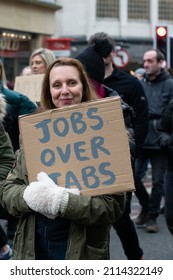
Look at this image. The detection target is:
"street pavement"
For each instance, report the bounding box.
[110,167,173,260]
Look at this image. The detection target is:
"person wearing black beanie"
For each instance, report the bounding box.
[76,45,107,98]
[76,45,105,84]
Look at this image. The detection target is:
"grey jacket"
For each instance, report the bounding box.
[0,146,125,260]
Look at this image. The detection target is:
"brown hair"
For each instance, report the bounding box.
[40,57,98,109]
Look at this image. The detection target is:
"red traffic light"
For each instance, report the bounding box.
[156,26,167,38]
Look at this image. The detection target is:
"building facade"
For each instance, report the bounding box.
[54,0,173,71]
[0,0,61,81]
[1,0,173,80]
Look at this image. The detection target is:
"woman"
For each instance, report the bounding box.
[30,48,56,75]
[0,57,125,260]
[157,99,173,236]
[0,94,15,260]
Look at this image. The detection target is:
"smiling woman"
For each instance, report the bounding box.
[0,57,125,260]
[41,57,98,109]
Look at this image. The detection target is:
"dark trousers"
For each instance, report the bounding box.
[135,149,166,219]
[113,192,143,260]
[164,166,173,235]
[0,224,8,249]
[0,206,18,239]
[35,234,68,260]
[134,159,150,211]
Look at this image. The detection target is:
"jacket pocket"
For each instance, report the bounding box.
[83,244,108,260]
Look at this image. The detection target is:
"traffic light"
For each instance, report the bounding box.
[155,26,168,60]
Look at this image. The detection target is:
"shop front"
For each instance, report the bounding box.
[0,0,61,87]
[0,30,33,86]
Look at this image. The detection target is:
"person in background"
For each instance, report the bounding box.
[0,94,15,260]
[0,57,125,260]
[134,68,146,80]
[76,45,136,169]
[88,32,148,164]
[76,45,106,98]
[135,49,173,233]
[157,99,173,236]
[0,59,37,240]
[30,47,56,75]
[134,68,149,181]
[88,32,149,260]
[0,59,37,152]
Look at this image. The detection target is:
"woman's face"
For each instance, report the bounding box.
[49,65,83,108]
[31,55,46,74]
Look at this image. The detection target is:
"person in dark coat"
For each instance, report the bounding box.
[157,99,173,236]
[88,32,148,259]
[134,49,173,233]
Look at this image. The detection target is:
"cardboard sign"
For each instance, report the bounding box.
[14,74,44,102]
[19,97,135,196]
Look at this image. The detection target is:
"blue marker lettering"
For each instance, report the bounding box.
[35,119,51,143]
[53,117,69,137]
[65,171,82,190]
[99,162,116,185]
[74,141,89,161]
[87,107,103,130]
[82,165,99,189]
[70,112,86,134]
[91,136,111,158]
[41,149,55,167]
[56,144,71,163]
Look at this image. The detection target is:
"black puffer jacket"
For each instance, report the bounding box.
[141,70,173,149]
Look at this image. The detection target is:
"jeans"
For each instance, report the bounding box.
[164,166,173,235]
[113,192,143,260]
[35,235,68,260]
[135,149,166,219]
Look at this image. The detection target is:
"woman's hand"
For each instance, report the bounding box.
[23,172,80,219]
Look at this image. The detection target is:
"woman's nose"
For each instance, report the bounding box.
[61,83,70,94]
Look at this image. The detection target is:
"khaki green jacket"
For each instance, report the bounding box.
[0,148,125,260]
[0,125,15,180]
[0,94,15,179]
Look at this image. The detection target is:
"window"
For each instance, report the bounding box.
[128,0,150,20]
[96,0,119,19]
[159,0,173,20]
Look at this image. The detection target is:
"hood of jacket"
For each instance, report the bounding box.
[0,93,7,121]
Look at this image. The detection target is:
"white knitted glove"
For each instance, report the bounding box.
[23,172,80,219]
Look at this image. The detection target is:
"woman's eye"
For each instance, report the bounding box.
[68,80,77,86]
[53,83,61,88]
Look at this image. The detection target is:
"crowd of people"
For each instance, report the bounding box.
[0,32,173,260]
